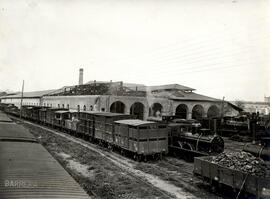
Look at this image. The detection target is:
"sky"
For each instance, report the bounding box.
[0,0,269,101]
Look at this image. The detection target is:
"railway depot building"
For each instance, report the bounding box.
[1,81,240,120]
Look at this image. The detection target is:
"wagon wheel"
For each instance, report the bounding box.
[156,153,162,160]
[133,154,137,161]
[143,155,147,162]
[108,144,112,151]
[265,120,270,131]
[182,143,195,161]
[133,154,142,162]
[120,149,124,156]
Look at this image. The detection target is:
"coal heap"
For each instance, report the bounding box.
[208,152,269,177]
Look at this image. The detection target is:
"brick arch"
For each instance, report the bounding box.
[207,105,220,118]
[175,104,188,119]
[192,104,204,120]
[110,101,126,113]
[149,103,163,117]
[130,102,144,120]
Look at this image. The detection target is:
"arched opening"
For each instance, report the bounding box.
[77,105,80,112]
[175,104,188,119]
[207,105,220,118]
[130,102,144,120]
[192,105,204,120]
[151,103,163,117]
[110,101,125,113]
[83,105,86,111]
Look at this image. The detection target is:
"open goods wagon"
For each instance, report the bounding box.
[114,119,168,159]
[193,156,270,199]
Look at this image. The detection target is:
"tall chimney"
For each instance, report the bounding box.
[79,68,83,85]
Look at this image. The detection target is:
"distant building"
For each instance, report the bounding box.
[231,100,270,115]
[0,90,55,108]
[0,81,242,120]
[265,96,270,103]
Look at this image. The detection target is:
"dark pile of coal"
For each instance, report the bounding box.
[208,152,269,177]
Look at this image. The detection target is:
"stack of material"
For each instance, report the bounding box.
[208,152,269,177]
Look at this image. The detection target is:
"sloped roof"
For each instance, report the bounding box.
[0,89,56,99]
[227,102,244,112]
[151,90,220,102]
[85,81,147,91]
[85,82,194,92]
[148,84,195,91]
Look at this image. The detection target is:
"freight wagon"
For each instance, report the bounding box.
[194,156,270,199]
[1,104,225,161]
[77,110,101,139]
[114,119,168,160]
[93,112,135,146]
[54,110,78,129]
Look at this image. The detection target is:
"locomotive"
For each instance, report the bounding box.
[148,116,224,158]
[1,103,224,161]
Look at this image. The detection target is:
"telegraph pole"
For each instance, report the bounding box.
[20,80,24,119]
[221,96,225,118]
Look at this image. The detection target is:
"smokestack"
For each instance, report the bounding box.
[79,68,83,85]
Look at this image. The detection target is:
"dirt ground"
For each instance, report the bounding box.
[23,124,167,199]
[18,120,249,199]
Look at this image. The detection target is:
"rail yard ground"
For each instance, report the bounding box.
[15,118,251,199]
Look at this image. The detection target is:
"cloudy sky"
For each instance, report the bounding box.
[0,0,269,101]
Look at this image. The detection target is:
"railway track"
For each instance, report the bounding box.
[135,158,221,199]
[12,116,196,199]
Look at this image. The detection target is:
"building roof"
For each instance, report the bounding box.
[151,90,220,102]
[227,102,244,112]
[0,89,56,99]
[0,112,12,122]
[231,101,270,105]
[85,81,147,91]
[85,81,194,92]
[148,84,195,92]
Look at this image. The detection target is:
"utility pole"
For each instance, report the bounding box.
[221,96,225,118]
[20,80,24,119]
[220,96,225,128]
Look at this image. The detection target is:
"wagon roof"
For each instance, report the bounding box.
[47,108,69,111]
[80,110,101,114]
[0,122,37,142]
[0,141,90,199]
[93,112,131,117]
[55,110,78,114]
[0,112,12,122]
[54,110,68,114]
[114,119,156,126]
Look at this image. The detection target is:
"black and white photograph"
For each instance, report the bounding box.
[0,0,269,198]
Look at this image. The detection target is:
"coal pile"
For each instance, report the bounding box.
[208,152,269,177]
